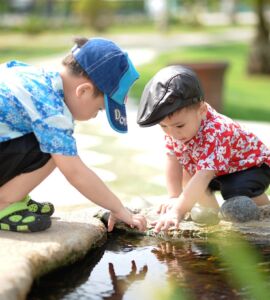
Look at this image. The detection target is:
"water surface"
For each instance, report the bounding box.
[28,232,270,300]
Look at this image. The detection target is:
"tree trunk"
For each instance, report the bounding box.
[247,0,270,74]
[44,0,53,17]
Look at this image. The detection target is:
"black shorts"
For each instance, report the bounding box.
[0,133,51,187]
[209,164,270,200]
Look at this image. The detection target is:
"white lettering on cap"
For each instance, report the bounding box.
[114,109,127,126]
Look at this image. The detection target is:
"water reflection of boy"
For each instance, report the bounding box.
[104,260,148,300]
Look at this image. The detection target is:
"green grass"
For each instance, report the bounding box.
[131,43,270,122]
[0,46,67,63]
[0,31,92,63]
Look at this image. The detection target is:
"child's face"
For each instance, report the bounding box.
[85,93,105,120]
[159,104,206,143]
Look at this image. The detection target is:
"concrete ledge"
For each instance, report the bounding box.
[0,209,107,300]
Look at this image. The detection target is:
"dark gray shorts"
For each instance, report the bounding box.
[0,133,51,187]
[209,164,270,200]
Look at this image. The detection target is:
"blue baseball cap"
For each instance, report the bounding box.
[72,37,139,133]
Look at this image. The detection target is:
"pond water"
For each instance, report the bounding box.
[28,232,270,300]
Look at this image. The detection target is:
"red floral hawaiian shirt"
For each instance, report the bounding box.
[165,104,270,176]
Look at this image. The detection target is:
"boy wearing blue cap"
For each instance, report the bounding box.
[0,37,146,233]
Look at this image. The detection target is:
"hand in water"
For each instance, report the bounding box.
[151,207,182,233]
[108,207,147,232]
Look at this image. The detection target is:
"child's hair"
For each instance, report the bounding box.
[167,101,203,119]
[62,37,102,97]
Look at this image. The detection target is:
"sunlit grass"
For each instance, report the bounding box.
[0,30,92,63]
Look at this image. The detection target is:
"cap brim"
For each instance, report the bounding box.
[104,95,128,133]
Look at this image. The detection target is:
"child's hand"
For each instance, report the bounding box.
[108,207,147,232]
[151,208,182,233]
[156,197,178,214]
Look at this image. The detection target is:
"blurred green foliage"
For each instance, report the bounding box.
[20,16,49,34]
[213,233,270,300]
[73,0,119,32]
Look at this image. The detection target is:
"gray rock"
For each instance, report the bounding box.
[219,196,260,222]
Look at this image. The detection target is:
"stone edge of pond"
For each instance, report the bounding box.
[95,206,270,243]
[0,208,107,300]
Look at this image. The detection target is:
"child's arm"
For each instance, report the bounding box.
[157,154,183,214]
[166,153,183,198]
[153,169,215,232]
[52,154,147,232]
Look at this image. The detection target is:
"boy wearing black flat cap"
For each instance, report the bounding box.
[137,65,270,233]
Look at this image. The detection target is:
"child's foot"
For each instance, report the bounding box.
[0,201,51,233]
[190,206,220,226]
[219,196,260,222]
[23,195,55,216]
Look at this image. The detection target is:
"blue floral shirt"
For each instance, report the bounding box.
[0,61,77,155]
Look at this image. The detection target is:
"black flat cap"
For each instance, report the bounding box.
[137,65,204,127]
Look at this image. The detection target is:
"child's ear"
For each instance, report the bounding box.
[199,102,207,116]
[76,82,95,98]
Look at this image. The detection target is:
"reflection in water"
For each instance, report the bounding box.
[28,233,270,300]
[103,261,148,300]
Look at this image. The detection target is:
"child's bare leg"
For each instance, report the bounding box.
[252,193,270,206]
[197,189,220,210]
[0,159,55,210]
[182,169,219,210]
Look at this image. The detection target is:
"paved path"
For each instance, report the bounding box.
[106,28,254,50]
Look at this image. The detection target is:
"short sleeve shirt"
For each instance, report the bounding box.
[0,61,77,156]
[165,104,270,176]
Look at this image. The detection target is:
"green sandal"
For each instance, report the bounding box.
[23,195,55,216]
[0,201,51,233]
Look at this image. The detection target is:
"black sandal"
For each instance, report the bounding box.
[26,198,55,216]
[0,201,51,233]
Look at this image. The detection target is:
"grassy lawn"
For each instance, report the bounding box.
[0,30,93,63]
[131,43,270,122]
